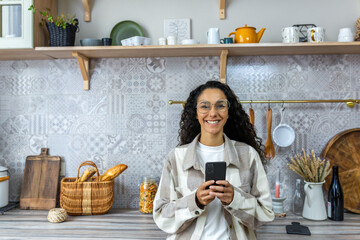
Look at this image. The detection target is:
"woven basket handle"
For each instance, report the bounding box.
[76,161,100,182]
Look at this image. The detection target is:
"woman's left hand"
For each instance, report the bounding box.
[209,180,234,205]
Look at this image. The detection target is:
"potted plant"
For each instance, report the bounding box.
[288,149,331,220]
[29,5,79,46]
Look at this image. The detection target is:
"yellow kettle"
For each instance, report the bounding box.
[228,24,266,43]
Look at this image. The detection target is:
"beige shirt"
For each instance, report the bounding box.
[153,134,275,240]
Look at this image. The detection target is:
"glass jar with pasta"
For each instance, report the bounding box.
[139,176,158,214]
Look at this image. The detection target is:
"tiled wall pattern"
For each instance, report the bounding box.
[0,55,359,211]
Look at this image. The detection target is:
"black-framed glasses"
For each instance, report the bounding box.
[196,99,230,114]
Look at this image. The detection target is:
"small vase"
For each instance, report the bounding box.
[302,180,327,220]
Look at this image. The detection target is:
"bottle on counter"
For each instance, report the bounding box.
[292,179,304,215]
[139,176,158,214]
[328,166,344,221]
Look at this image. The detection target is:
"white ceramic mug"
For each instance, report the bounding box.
[307,27,325,43]
[282,27,299,43]
[158,37,167,45]
[338,28,354,42]
[167,36,177,45]
[207,28,220,44]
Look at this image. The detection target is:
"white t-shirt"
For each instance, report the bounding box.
[197,142,229,240]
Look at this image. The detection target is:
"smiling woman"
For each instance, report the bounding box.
[153,81,274,240]
[196,89,229,146]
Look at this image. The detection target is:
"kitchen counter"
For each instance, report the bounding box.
[0,209,359,239]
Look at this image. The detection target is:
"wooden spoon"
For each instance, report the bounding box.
[264,107,276,160]
[249,107,255,126]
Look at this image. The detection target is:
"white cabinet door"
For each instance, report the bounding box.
[0,0,33,49]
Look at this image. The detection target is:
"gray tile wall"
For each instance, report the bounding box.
[0,55,359,211]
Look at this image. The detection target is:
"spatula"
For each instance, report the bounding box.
[264,107,275,159]
[249,107,255,126]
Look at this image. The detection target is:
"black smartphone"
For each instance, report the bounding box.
[205,162,226,189]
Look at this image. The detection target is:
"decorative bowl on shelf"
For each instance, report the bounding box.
[80,38,102,46]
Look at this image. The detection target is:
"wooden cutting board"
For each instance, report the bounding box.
[20,148,61,210]
[321,128,360,214]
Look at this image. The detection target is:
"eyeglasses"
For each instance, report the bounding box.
[196,100,230,114]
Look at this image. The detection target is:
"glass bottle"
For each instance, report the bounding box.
[328,166,344,221]
[292,179,304,215]
[139,177,158,214]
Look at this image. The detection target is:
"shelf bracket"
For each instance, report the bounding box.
[72,51,90,90]
[220,49,228,84]
[82,0,91,22]
[220,0,225,19]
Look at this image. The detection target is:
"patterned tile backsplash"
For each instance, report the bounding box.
[0,55,359,211]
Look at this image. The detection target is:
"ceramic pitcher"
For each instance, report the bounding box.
[302,180,327,220]
[207,28,220,44]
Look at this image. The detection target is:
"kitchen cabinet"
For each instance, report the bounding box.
[0,0,57,49]
[0,42,360,89]
[0,0,33,48]
[1,208,360,239]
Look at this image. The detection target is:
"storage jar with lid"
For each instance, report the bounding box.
[139,177,158,214]
[0,166,9,208]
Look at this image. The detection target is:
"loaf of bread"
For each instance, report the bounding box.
[98,164,128,181]
[77,166,97,182]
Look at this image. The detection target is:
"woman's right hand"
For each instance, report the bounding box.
[196,180,216,207]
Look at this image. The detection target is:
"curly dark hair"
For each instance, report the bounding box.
[178,81,265,164]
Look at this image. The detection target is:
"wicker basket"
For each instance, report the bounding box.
[60,161,114,216]
[46,21,79,46]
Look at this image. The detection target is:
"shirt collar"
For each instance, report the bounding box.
[183,133,241,171]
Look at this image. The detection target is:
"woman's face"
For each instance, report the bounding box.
[196,88,229,137]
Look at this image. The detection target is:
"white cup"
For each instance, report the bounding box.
[167,36,177,45]
[307,27,325,43]
[282,27,299,43]
[207,28,220,44]
[338,28,354,42]
[158,37,167,45]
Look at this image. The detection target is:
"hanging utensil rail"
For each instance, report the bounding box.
[168,99,360,108]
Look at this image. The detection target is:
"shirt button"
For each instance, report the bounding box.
[195,211,200,215]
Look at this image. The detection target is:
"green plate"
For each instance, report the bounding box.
[110,20,145,46]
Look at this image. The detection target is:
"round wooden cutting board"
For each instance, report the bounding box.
[321,128,360,214]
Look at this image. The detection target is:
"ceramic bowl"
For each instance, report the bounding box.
[80,38,102,46]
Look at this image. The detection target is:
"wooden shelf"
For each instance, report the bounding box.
[0,49,53,60]
[1,42,360,89]
[35,42,360,59]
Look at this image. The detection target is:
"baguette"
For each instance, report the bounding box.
[99,164,128,181]
[77,167,97,182]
